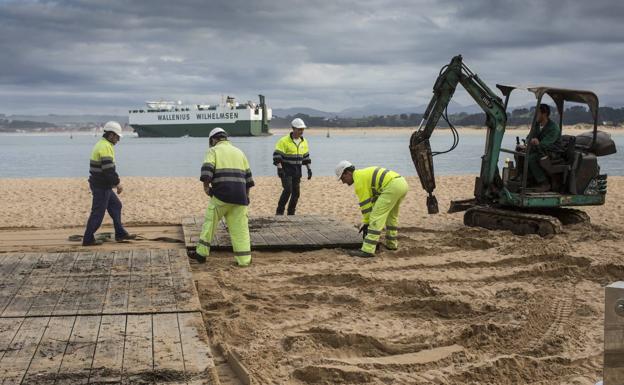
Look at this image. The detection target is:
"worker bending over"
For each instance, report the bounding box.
[196,128,254,266]
[272,118,312,215]
[336,161,408,258]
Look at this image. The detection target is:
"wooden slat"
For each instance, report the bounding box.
[152,313,186,385]
[168,250,201,312]
[1,252,62,317]
[127,249,153,314]
[0,318,23,361]
[270,226,302,246]
[150,249,177,312]
[89,314,126,384]
[249,230,268,247]
[56,315,101,385]
[77,252,114,315]
[0,316,48,384]
[257,227,280,245]
[0,253,45,316]
[53,252,97,316]
[103,250,132,314]
[121,314,153,385]
[0,253,25,281]
[27,252,80,316]
[300,227,331,245]
[178,312,217,384]
[21,316,75,385]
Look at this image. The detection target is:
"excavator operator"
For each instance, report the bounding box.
[516,104,561,192]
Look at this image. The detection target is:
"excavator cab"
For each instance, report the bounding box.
[495,86,615,207]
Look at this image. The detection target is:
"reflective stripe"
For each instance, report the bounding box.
[233,251,251,256]
[377,169,389,189]
[386,226,398,230]
[367,229,381,235]
[361,207,372,214]
[101,163,115,170]
[198,239,210,247]
[101,156,114,162]
[280,159,303,165]
[90,167,103,173]
[215,168,246,174]
[386,235,398,240]
[282,154,304,160]
[363,238,377,245]
[359,198,372,207]
[371,167,381,196]
[212,176,247,184]
[201,170,214,177]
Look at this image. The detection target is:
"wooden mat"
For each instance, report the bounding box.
[182,215,362,251]
[0,250,216,384]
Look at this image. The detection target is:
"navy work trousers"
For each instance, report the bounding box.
[276,175,301,215]
[83,184,128,244]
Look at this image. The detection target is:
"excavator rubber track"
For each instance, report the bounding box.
[464,206,563,237]
[528,207,591,226]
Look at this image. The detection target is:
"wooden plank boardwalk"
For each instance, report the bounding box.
[0,250,217,385]
[182,215,362,251]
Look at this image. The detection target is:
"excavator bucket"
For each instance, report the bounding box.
[409,133,438,214]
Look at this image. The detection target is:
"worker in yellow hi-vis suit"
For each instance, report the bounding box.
[335,160,408,258]
[195,127,254,266]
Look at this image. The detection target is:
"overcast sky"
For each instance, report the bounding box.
[1,0,623,114]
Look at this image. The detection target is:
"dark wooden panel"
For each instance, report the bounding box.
[182,215,362,251]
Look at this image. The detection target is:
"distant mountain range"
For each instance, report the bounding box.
[0,114,128,125]
[2,99,623,126]
[273,101,485,118]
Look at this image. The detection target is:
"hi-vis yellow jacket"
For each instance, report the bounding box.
[353,167,401,223]
[200,140,254,206]
[88,138,120,188]
[272,133,311,177]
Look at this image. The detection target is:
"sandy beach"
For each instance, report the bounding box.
[1,175,623,384]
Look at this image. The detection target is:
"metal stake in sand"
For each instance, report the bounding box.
[603,281,624,385]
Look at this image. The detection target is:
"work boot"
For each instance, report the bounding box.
[188,251,206,263]
[116,233,138,242]
[346,249,375,258]
[82,239,103,246]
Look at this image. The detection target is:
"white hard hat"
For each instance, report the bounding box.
[103,121,123,138]
[291,118,307,129]
[208,127,228,140]
[335,160,353,180]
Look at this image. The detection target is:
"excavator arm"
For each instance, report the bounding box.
[410,55,507,214]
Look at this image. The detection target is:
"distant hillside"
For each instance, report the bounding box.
[4,114,128,125]
[273,101,483,119]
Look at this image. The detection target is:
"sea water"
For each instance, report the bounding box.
[0,131,622,178]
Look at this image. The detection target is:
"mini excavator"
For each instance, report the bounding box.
[410,55,617,236]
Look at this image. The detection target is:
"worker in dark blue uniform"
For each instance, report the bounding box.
[82,121,136,246]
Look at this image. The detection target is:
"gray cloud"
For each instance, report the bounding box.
[0,0,623,114]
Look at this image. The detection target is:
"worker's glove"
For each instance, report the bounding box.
[204,185,213,197]
[307,169,312,180]
[358,224,369,239]
[277,168,284,178]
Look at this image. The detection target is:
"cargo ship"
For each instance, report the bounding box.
[128,95,271,137]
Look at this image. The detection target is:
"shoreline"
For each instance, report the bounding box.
[1,175,622,231]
